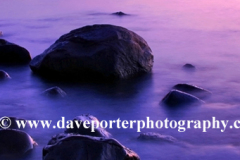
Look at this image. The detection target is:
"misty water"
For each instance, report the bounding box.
[1,0,240,159]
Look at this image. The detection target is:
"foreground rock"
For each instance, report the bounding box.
[0,129,37,157]
[138,132,177,143]
[0,70,11,80]
[162,90,204,107]
[0,39,31,64]
[173,83,211,99]
[43,133,140,160]
[42,86,67,98]
[65,114,111,138]
[30,24,153,80]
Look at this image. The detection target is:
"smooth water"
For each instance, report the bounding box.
[1,0,240,159]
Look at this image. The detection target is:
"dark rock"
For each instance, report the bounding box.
[0,70,11,80]
[183,63,195,69]
[0,129,37,157]
[162,90,204,106]
[65,114,111,138]
[138,132,177,143]
[0,39,31,64]
[30,24,153,80]
[42,86,67,98]
[43,133,140,160]
[0,31,2,37]
[173,83,211,99]
[112,11,128,16]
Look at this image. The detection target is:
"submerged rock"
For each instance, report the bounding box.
[162,90,204,106]
[30,24,153,80]
[182,63,195,69]
[0,129,37,157]
[42,86,67,98]
[138,132,177,143]
[0,70,11,80]
[112,11,128,16]
[43,133,140,160]
[173,83,211,99]
[65,114,111,138]
[0,39,31,64]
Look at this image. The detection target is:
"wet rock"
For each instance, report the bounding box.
[0,129,37,157]
[182,63,195,70]
[162,90,204,106]
[173,83,211,99]
[0,39,31,64]
[30,24,153,80]
[65,114,111,138]
[0,70,11,80]
[42,86,67,98]
[43,133,140,160]
[138,132,177,143]
[112,11,128,16]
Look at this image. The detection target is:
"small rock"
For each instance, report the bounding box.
[112,11,128,16]
[65,114,111,138]
[183,63,195,70]
[0,129,37,157]
[0,70,11,80]
[0,31,2,37]
[138,132,177,143]
[162,90,204,106]
[0,39,31,64]
[42,86,67,98]
[43,133,140,160]
[173,83,211,99]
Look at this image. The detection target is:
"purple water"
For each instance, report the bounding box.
[1,0,240,159]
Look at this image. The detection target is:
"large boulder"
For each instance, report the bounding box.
[30,24,153,80]
[0,39,31,64]
[0,129,37,157]
[65,114,111,138]
[162,90,204,107]
[43,133,140,160]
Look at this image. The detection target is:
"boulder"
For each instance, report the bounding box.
[112,11,128,16]
[173,83,211,99]
[0,39,31,64]
[162,90,204,106]
[0,70,11,80]
[42,86,67,98]
[65,114,110,138]
[138,132,177,143]
[43,133,140,160]
[30,24,153,80]
[0,129,37,157]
